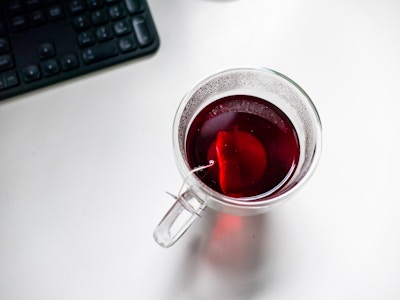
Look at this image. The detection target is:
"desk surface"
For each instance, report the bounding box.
[1,0,400,299]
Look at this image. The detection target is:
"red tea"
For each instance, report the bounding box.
[186,95,300,198]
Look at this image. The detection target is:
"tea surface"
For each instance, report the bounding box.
[186,95,300,198]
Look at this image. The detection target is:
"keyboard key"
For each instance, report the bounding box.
[4,71,20,88]
[91,10,108,25]
[0,54,14,71]
[87,0,104,10]
[73,15,91,31]
[95,25,113,42]
[41,59,60,77]
[0,39,10,54]
[0,22,6,36]
[109,4,126,20]
[29,10,46,26]
[38,42,56,59]
[22,65,41,82]
[8,1,24,15]
[77,31,96,47]
[60,54,79,71]
[10,16,28,32]
[124,0,143,14]
[25,0,42,10]
[68,0,87,15]
[81,42,118,64]
[0,77,6,90]
[46,5,65,21]
[132,16,153,47]
[118,36,136,53]
[114,20,131,36]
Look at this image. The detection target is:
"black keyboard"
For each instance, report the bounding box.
[0,0,159,100]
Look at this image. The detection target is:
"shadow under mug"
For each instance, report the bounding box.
[154,66,322,248]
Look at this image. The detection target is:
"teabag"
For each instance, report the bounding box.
[207,128,267,197]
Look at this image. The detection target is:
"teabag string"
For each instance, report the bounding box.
[166,160,215,216]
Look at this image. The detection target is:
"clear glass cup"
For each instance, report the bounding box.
[154,66,322,248]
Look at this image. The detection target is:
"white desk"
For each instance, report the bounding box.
[1,0,400,299]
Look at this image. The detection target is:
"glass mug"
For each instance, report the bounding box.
[154,66,322,248]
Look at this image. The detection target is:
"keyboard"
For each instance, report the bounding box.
[0,0,159,100]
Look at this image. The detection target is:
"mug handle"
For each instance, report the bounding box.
[153,190,206,248]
